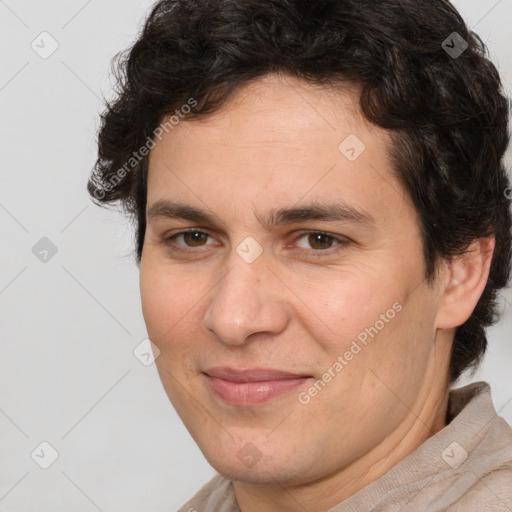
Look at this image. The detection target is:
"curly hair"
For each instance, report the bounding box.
[88,0,512,383]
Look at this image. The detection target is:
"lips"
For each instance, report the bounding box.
[203,367,312,406]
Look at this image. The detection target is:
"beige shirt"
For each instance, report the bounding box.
[178,382,512,511]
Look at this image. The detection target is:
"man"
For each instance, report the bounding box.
[88,0,512,510]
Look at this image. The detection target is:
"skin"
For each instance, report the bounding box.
[139,73,495,512]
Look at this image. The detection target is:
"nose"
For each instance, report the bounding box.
[202,249,290,346]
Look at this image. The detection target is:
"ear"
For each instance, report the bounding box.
[436,236,496,330]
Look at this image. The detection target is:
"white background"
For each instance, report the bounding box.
[0,1,511,510]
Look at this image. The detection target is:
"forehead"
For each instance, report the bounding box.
[146,74,412,227]
[157,75,376,150]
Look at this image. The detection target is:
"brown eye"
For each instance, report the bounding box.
[166,230,213,247]
[181,231,209,246]
[296,232,340,251]
[308,233,336,250]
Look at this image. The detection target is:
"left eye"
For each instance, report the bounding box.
[294,232,342,251]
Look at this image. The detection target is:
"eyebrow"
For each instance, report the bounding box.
[146,200,375,229]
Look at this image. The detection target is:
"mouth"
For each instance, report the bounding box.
[203,367,313,406]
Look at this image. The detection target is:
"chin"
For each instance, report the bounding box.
[200,442,316,486]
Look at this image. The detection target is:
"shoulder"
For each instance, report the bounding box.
[448,465,512,511]
[445,382,512,510]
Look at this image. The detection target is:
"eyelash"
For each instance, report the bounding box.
[164,228,349,258]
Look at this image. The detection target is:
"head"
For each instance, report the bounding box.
[89,0,511,491]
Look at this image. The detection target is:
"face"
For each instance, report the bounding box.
[139,74,450,486]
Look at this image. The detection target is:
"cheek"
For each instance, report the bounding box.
[139,259,215,370]
[139,260,190,343]
[305,274,394,356]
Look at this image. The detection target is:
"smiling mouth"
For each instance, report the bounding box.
[203,367,313,406]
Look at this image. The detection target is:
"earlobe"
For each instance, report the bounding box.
[436,236,496,330]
